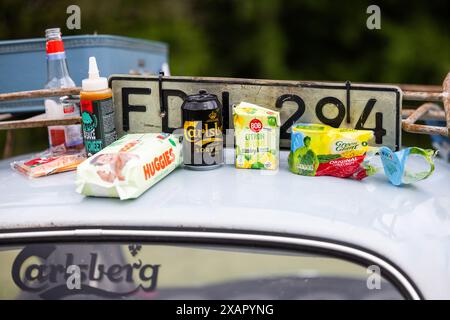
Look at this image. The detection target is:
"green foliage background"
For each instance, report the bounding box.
[0,0,449,156]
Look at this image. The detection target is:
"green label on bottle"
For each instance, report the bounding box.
[81,97,117,156]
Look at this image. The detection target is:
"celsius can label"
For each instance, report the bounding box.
[183,109,223,167]
[81,98,117,156]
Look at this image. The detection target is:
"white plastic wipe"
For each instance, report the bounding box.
[76,133,182,200]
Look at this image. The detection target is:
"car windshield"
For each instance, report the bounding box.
[0,242,405,300]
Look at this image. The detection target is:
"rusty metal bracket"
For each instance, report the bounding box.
[401,72,449,137]
[403,103,447,136]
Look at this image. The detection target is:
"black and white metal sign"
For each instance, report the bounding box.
[109,75,401,150]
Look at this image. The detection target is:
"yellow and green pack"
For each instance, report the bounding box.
[289,123,375,179]
[233,102,280,170]
[289,123,436,185]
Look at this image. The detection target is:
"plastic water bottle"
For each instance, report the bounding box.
[44,28,83,150]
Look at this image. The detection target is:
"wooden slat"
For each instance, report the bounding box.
[0,87,81,101]
[0,114,13,121]
[0,115,81,130]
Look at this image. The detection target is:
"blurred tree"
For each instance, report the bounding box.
[0,0,447,83]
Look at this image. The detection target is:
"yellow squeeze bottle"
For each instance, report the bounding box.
[80,57,117,156]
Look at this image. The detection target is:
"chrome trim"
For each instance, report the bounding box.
[0,229,421,300]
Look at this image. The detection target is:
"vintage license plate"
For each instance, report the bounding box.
[109,76,401,150]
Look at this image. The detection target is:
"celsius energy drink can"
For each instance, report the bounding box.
[181,90,224,170]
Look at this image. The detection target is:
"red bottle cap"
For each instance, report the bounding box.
[46,40,65,54]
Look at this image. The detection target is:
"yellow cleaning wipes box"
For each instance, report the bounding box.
[233,102,280,170]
